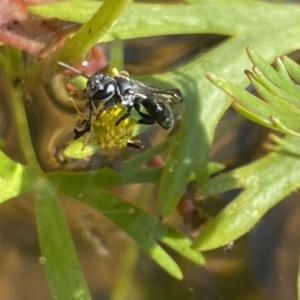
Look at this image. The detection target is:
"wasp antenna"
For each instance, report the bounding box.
[57,61,90,80]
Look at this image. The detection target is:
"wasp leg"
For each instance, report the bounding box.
[74,120,91,140]
[137,113,155,125]
[115,106,133,126]
[127,139,144,149]
[134,103,155,125]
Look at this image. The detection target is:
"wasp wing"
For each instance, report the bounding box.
[130,79,183,105]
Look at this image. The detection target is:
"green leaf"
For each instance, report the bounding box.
[0,151,36,203]
[193,136,300,251]
[266,133,300,156]
[0,156,94,299]
[246,66,300,110]
[208,162,225,174]
[64,138,103,159]
[47,167,162,189]
[29,0,300,220]
[14,0,300,288]
[158,87,209,216]
[206,72,274,129]
[48,180,204,279]
[246,47,300,94]
[0,47,93,299]
[29,0,232,40]
[245,70,300,128]
[208,60,300,135]
[282,55,300,84]
[273,56,291,82]
[35,180,91,300]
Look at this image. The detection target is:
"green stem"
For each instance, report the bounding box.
[0,46,42,173]
[8,69,42,172]
[58,0,130,64]
[25,0,130,89]
[108,37,125,73]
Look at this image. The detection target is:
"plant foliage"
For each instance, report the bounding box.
[1,0,300,299]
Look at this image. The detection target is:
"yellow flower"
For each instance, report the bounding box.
[92,105,138,149]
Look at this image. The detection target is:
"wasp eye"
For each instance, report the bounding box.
[86,75,117,102]
[91,83,115,101]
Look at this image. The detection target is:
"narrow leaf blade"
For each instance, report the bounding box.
[35,180,91,300]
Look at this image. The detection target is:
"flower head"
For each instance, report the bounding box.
[92,105,138,149]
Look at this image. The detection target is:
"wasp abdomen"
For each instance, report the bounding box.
[142,99,174,130]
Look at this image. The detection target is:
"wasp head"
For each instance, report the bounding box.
[86,74,117,104]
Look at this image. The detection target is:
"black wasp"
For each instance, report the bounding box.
[58,62,183,143]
